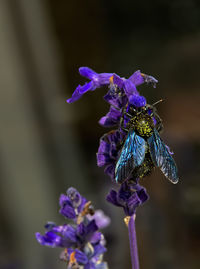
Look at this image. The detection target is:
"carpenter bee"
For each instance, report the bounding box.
[115,102,179,184]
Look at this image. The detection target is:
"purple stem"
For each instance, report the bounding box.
[128,215,140,269]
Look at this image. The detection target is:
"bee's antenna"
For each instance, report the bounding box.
[152,99,164,106]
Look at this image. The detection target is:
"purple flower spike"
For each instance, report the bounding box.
[36,187,109,268]
[106,181,149,216]
[67,67,113,103]
[59,188,88,220]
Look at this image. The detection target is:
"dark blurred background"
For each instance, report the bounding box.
[0,0,200,268]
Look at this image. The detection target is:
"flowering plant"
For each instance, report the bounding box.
[36,187,110,269]
[66,67,178,269]
[36,66,178,269]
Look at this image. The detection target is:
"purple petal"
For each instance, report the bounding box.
[62,225,77,243]
[51,224,67,233]
[129,95,146,107]
[98,107,121,127]
[98,138,110,154]
[93,244,107,256]
[97,154,111,167]
[129,70,144,86]
[107,182,149,216]
[85,262,96,269]
[97,130,123,168]
[104,164,115,180]
[127,193,141,212]
[35,231,62,247]
[59,194,69,207]
[113,74,124,88]
[97,139,111,167]
[77,196,88,213]
[77,223,86,237]
[90,232,102,244]
[79,67,97,80]
[87,210,110,229]
[136,187,149,204]
[66,187,82,208]
[97,73,113,86]
[98,116,117,128]
[123,80,138,97]
[85,220,98,239]
[109,141,118,158]
[75,249,88,265]
[66,81,95,103]
[106,190,122,207]
[60,204,76,219]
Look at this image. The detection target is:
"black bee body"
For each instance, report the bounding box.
[115,105,179,184]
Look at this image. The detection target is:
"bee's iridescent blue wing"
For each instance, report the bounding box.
[115,130,146,183]
[148,129,179,184]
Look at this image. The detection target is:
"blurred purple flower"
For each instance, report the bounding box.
[59,187,88,220]
[87,210,111,229]
[106,181,149,216]
[36,187,109,268]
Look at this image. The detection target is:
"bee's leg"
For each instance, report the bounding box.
[147,104,163,132]
[111,104,133,118]
[156,119,163,133]
[153,110,163,132]
[119,116,124,128]
[119,114,129,132]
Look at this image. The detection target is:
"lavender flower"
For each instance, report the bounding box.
[66,67,113,103]
[106,181,149,216]
[66,67,163,269]
[66,67,157,106]
[36,187,109,269]
[97,130,125,180]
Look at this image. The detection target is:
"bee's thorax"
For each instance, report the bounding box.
[129,113,154,138]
